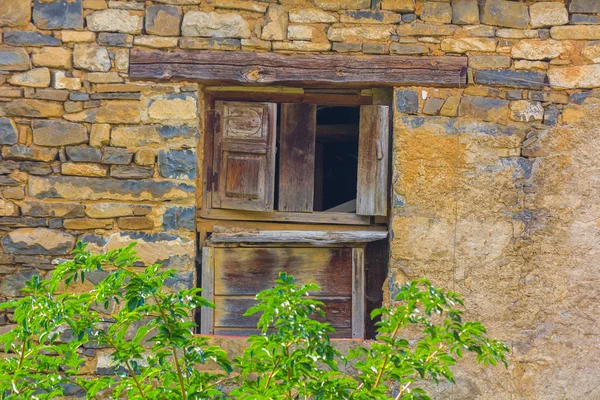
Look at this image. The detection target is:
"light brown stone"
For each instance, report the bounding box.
[582,42,600,63]
[496,29,539,39]
[289,8,337,23]
[31,47,72,69]
[134,36,179,48]
[313,0,370,10]
[1,99,64,118]
[548,64,600,89]
[0,199,18,217]
[135,149,156,166]
[182,11,251,38]
[53,71,82,90]
[514,60,548,71]
[117,216,154,230]
[328,25,393,42]
[63,218,114,230]
[381,0,415,12]
[421,2,452,24]
[551,25,600,40]
[86,9,143,34]
[272,41,331,52]
[0,0,32,27]
[61,163,108,177]
[60,31,96,42]
[83,0,108,10]
[2,144,58,162]
[468,55,511,70]
[480,0,529,29]
[509,100,544,122]
[529,2,569,28]
[511,39,570,60]
[73,44,111,72]
[64,101,141,124]
[33,120,88,146]
[441,38,497,53]
[9,68,51,88]
[288,25,314,41]
[90,124,111,147]
[397,23,457,37]
[215,0,267,13]
[1,228,75,255]
[85,203,134,218]
[262,4,288,41]
[179,37,241,50]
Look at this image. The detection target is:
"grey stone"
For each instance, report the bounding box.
[102,148,133,165]
[21,201,85,218]
[479,0,529,29]
[66,146,102,163]
[569,0,600,13]
[543,104,559,126]
[459,96,509,122]
[0,269,40,297]
[0,161,53,176]
[1,228,76,255]
[475,70,546,90]
[4,30,61,47]
[452,0,479,25]
[182,11,251,38]
[395,89,419,114]
[32,120,88,147]
[402,13,416,22]
[507,90,523,100]
[70,92,89,101]
[363,43,388,54]
[0,48,31,71]
[97,32,132,47]
[390,43,429,55]
[146,5,182,36]
[48,218,63,229]
[422,98,445,115]
[2,145,58,162]
[163,207,195,231]
[569,92,590,105]
[570,14,600,24]
[332,43,361,52]
[110,165,154,179]
[0,119,18,145]
[33,0,84,30]
[158,149,197,179]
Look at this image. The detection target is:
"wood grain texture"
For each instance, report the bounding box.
[352,248,365,339]
[130,49,468,87]
[213,327,353,338]
[200,247,214,335]
[279,103,317,212]
[357,105,390,216]
[200,207,372,225]
[208,229,387,245]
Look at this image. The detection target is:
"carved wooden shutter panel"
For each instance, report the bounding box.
[212,101,277,212]
[356,105,390,216]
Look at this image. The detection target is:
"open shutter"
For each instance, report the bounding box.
[278,103,317,212]
[357,105,389,216]
[212,101,277,211]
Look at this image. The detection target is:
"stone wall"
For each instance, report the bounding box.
[1,0,600,398]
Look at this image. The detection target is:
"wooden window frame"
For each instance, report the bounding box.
[200,88,390,226]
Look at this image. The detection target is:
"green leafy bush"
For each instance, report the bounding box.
[0,243,508,399]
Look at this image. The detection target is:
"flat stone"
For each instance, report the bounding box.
[272,41,331,52]
[390,43,429,55]
[73,44,110,72]
[1,228,75,255]
[110,165,154,179]
[1,160,54,175]
[496,29,538,39]
[581,41,600,63]
[0,118,18,145]
[146,5,182,36]
[395,89,418,114]
[163,207,195,231]
[53,70,82,90]
[97,32,132,47]
[530,2,568,28]
[102,147,133,164]
[0,199,18,217]
[512,39,570,60]
[459,95,509,123]
[85,203,134,218]
[461,25,495,37]
[570,14,600,24]
[363,43,388,54]
[215,0,267,13]
[397,23,457,37]
[421,2,452,24]
[1,99,64,118]
[146,93,197,120]
[111,124,198,147]
[21,201,84,218]
[548,64,600,89]
[340,10,401,24]
[33,120,88,146]
[422,98,445,116]
[4,30,61,47]
[63,218,113,230]
[86,9,143,34]
[33,0,83,30]
[60,30,96,42]
[182,11,251,38]
[0,269,40,296]
[441,38,497,53]
[134,36,179,48]
[32,89,68,102]
[2,145,58,162]
[480,0,530,29]
[528,91,569,104]
[509,100,544,122]
[61,162,108,177]
[452,0,479,25]
[381,0,415,12]
[180,37,241,50]
[289,8,337,23]
[117,217,154,230]
[29,176,194,201]
[0,0,32,27]
[0,48,31,71]
[31,47,72,69]
[440,95,460,117]
[262,4,287,41]
[313,0,370,10]
[514,60,548,71]
[134,149,155,166]
[551,25,600,40]
[469,55,511,69]
[64,101,141,124]
[288,25,314,41]
[569,0,600,13]
[158,149,196,179]
[65,146,102,162]
[475,70,547,89]
[9,68,51,88]
[328,25,393,42]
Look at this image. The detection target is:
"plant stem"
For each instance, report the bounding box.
[373,323,400,388]
[102,334,147,400]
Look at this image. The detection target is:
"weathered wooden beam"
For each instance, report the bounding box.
[207,227,388,245]
[130,49,468,87]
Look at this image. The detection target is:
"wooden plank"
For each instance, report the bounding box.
[214,296,352,328]
[213,327,353,339]
[208,90,373,106]
[314,142,324,211]
[279,103,317,212]
[200,207,372,225]
[325,199,356,213]
[200,247,215,335]
[130,49,468,87]
[316,124,359,142]
[196,218,387,233]
[352,248,365,339]
[357,105,390,216]
[212,247,353,296]
[208,228,387,245]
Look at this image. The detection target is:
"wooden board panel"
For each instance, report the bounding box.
[213,247,353,296]
[200,207,372,225]
[352,248,365,339]
[208,229,387,245]
[213,327,353,339]
[130,49,468,87]
[214,296,352,328]
[200,247,215,335]
[357,105,390,216]
[279,103,317,212]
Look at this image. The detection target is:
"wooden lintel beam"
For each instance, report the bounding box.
[207,228,388,245]
[129,49,468,87]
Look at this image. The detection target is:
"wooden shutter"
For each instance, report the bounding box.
[278,103,317,212]
[356,105,389,216]
[212,101,277,211]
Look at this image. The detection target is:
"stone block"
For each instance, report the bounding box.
[550,25,600,40]
[459,95,509,123]
[441,38,496,53]
[65,101,141,124]
[0,269,40,297]
[102,147,133,165]
[180,37,241,50]
[146,5,182,36]
[3,31,61,47]
[570,14,599,24]
[328,25,393,42]
[511,39,570,60]
[63,218,113,230]
[33,0,83,30]
[33,120,88,147]
[288,26,314,41]
[0,118,18,145]
[53,70,82,90]
[0,48,31,71]
[60,31,96,42]
[548,64,600,89]
[528,91,568,104]
[89,124,110,147]
[582,41,600,63]
[2,145,58,162]
[134,149,156,166]
[468,55,511,69]
[215,0,267,13]
[61,162,108,177]
[31,47,72,69]
[0,199,19,217]
[64,101,84,113]
[421,2,452,24]
[313,0,370,10]
[21,201,85,218]
[480,0,529,29]
[86,9,143,34]
[1,99,64,118]
[163,207,195,231]
[262,4,288,41]
[73,44,111,72]
[66,146,103,162]
[529,2,568,28]
[1,228,75,255]
[111,125,198,147]
[509,100,544,122]
[158,149,196,179]
[110,165,154,179]
[182,11,251,38]
[452,0,479,25]
[289,8,337,23]
[390,43,429,55]
[397,23,457,37]
[117,217,154,230]
[395,89,418,114]
[133,36,179,49]
[381,0,415,12]
[569,0,600,13]
[85,203,134,218]
[272,41,331,52]
[340,10,402,24]
[97,32,133,47]
[475,70,546,89]
[332,42,362,53]
[422,98,445,116]
[543,104,559,125]
[0,0,32,27]
[146,93,197,120]
[440,95,460,117]
[9,68,51,88]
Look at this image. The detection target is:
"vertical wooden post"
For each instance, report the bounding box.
[200,247,215,335]
[352,247,365,339]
